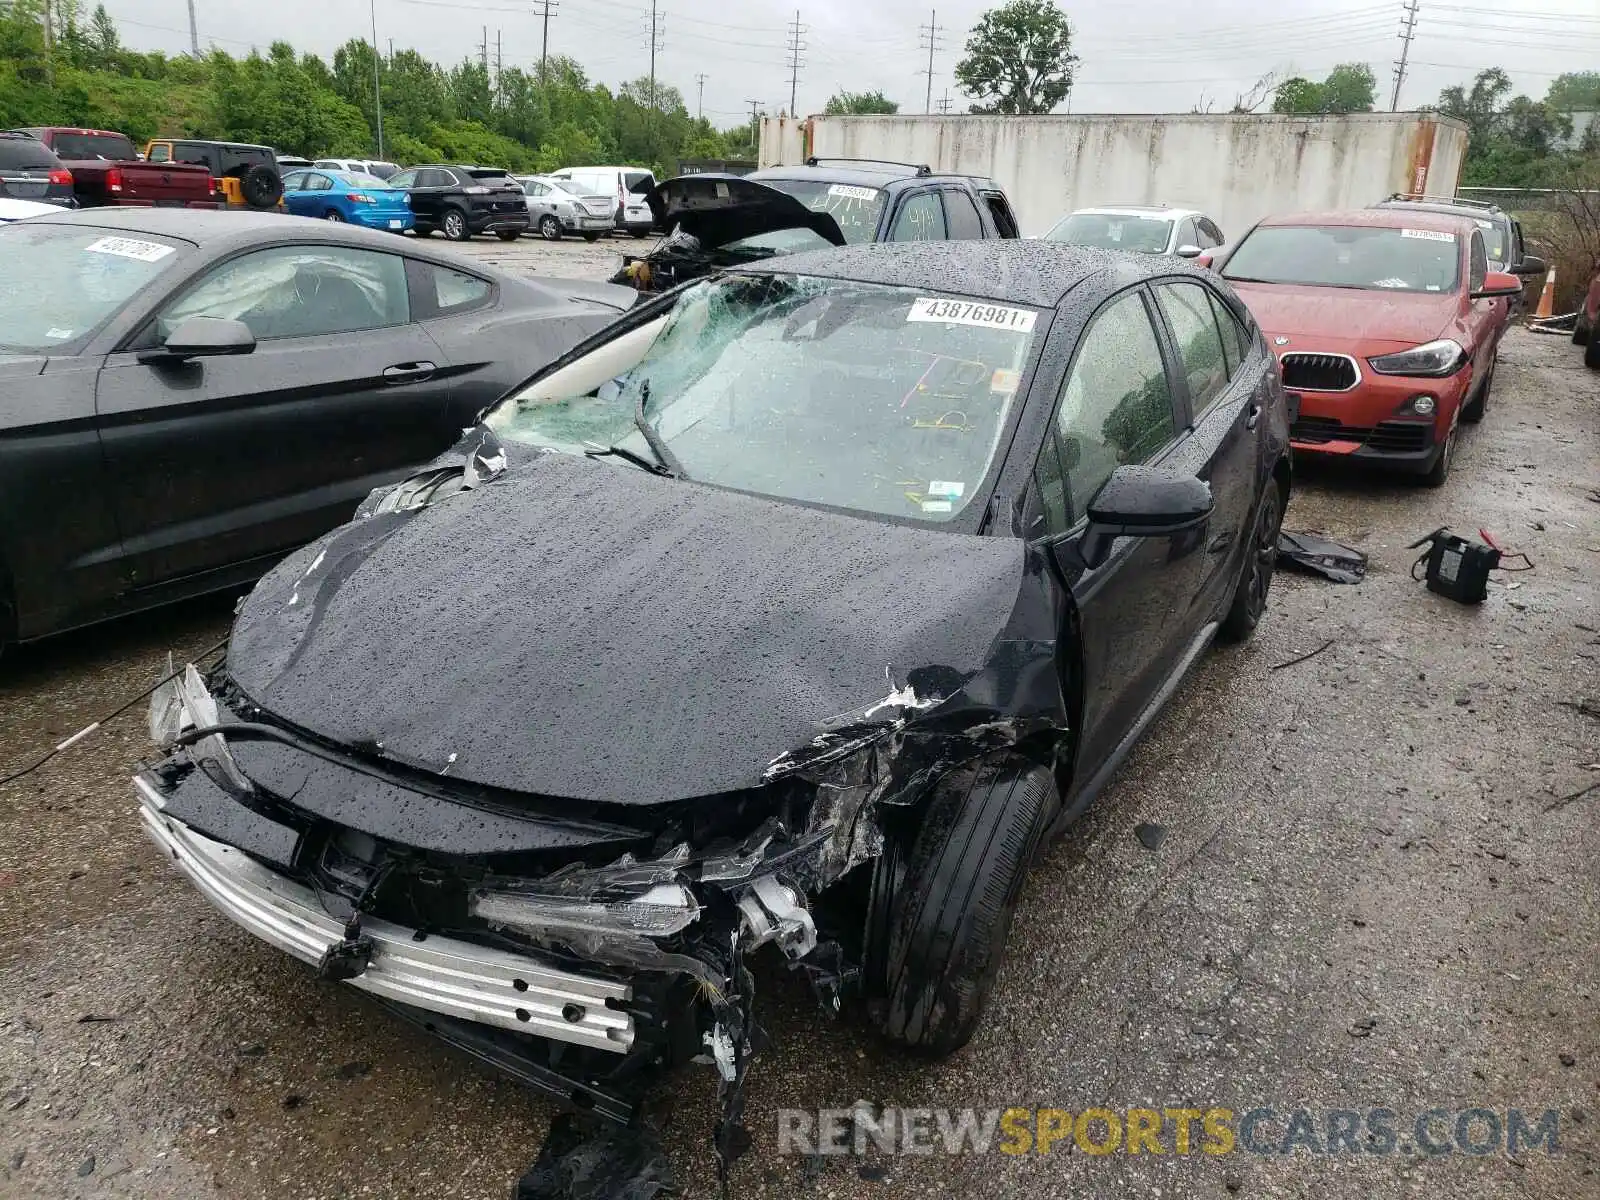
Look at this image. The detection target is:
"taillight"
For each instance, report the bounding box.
[48,167,73,186]
[105,167,123,192]
[346,192,376,203]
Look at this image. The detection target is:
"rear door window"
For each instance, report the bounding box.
[943,188,985,240]
[408,260,494,317]
[1207,292,1252,376]
[1154,280,1229,417]
[890,191,946,242]
[1197,218,1225,247]
[981,192,1020,238]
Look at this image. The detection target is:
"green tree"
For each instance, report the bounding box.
[954,0,1077,115]
[1437,67,1513,143]
[1546,71,1600,113]
[1273,64,1374,114]
[823,89,898,115]
[1272,77,1323,113]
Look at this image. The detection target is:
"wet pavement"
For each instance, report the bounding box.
[1,289,1597,1199]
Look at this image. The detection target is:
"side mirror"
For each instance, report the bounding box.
[1513,254,1547,277]
[1080,465,1214,570]
[1471,270,1524,300]
[139,316,256,364]
[1174,244,1203,259]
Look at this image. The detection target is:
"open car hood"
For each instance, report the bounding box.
[646,174,846,250]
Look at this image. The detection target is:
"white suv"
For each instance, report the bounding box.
[546,166,656,236]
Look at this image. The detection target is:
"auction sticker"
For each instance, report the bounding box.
[907,297,1038,332]
[84,236,175,263]
[828,184,877,201]
[1400,228,1455,243]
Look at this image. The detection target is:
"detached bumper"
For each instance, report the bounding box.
[135,774,634,1054]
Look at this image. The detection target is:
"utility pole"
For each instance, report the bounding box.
[41,0,54,85]
[785,10,806,119]
[533,0,557,79]
[479,26,489,71]
[694,71,707,121]
[1390,0,1420,112]
[918,10,943,114]
[937,89,952,115]
[495,28,502,101]
[185,0,200,57]
[370,0,385,158]
[746,98,762,158]
[646,0,663,160]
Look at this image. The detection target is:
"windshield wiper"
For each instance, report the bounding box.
[631,380,687,479]
[583,442,669,475]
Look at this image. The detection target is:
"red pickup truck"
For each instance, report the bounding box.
[8,127,215,208]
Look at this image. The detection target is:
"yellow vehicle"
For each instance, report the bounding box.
[143,139,285,209]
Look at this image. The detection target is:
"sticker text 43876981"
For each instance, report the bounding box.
[906,297,1039,333]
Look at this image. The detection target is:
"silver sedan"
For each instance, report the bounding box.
[514,176,615,242]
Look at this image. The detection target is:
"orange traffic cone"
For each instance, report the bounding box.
[1534,268,1556,319]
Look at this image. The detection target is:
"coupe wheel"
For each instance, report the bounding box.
[442,209,469,241]
[1219,479,1283,642]
[873,756,1058,1056]
[538,215,562,241]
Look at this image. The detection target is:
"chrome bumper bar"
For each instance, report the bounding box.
[135,775,634,1053]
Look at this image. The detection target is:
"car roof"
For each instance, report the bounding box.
[1258,208,1477,236]
[735,239,1182,308]
[165,138,273,150]
[21,207,492,269]
[1374,197,1508,223]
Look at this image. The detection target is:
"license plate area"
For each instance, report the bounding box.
[1286,392,1301,423]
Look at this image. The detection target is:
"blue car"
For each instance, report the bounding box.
[280,168,413,232]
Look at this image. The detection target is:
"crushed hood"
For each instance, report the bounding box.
[227,449,1025,806]
[1229,281,1457,352]
[645,174,846,250]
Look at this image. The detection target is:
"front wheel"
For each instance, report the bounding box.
[442,208,470,241]
[1460,354,1494,423]
[1423,420,1457,487]
[538,215,562,241]
[1219,478,1284,642]
[873,756,1058,1057]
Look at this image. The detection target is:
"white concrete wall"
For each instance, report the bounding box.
[759,113,1470,243]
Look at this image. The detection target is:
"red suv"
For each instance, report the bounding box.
[1217,209,1522,486]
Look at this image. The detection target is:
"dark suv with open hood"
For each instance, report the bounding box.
[614,157,1020,292]
[138,240,1288,1187]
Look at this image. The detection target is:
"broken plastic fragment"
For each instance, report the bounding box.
[703,1024,737,1082]
[736,875,817,958]
[471,881,701,940]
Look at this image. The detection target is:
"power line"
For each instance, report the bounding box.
[533,0,557,78]
[918,9,944,114]
[785,10,806,118]
[1391,0,1421,111]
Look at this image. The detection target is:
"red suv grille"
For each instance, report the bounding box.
[1280,352,1358,392]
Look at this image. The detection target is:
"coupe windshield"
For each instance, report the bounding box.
[487,274,1042,523]
[1224,225,1461,293]
[0,224,186,352]
[1046,213,1172,253]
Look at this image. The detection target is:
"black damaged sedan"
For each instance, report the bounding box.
[138,240,1290,1162]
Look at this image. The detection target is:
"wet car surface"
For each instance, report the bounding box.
[0,236,1596,1199]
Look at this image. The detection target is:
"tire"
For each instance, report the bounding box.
[1586,336,1600,371]
[323,208,345,222]
[496,229,521,242]
[1460,353,1494,423]
[1572,318,1589,347]
[442,208,470,241]
[1219,477,1284,643]
[240,163,283,209]
[582,232,602,242]
[538,214,562,241]
[876,756,1058,1057]
[1423,419,1457,488]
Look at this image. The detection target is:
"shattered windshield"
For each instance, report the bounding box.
[1224,225,1461,293]
[0,223,187,352]
[487,273,1042,524]
[1046,212,1173,253]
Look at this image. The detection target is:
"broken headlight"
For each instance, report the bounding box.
[470,880,701,941]
[148,660,254,796]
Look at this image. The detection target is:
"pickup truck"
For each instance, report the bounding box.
[9,127,215,208]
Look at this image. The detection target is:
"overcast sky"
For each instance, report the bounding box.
[102,0,1600,128]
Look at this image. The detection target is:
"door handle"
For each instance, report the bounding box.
[383,361,436,384]
[1245,403,1262,430]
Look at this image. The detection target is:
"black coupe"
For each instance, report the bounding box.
[138,240,1290,1162]
[0,208,629,653]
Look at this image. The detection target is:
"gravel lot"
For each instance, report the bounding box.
[1,236,1597,1199]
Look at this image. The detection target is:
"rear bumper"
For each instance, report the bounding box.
[352,209,415,231]
[467,208,531,234]
[566,213,614,232]
[135,773,635,1054]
